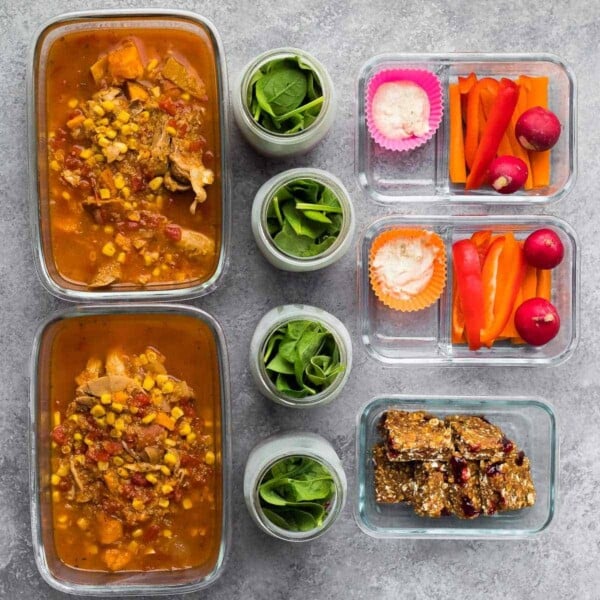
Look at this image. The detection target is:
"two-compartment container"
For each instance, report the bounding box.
[28,10,233,595]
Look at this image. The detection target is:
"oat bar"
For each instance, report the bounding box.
[381,410,453,462]
[479,451,536,515]
[373,444,415,504]
[445,415,513,461]
[411,461,450,518]
[446,457,483,519]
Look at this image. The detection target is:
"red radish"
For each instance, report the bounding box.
[514,298,560,346]
[523,228,564,269]
[488,156,528,194]
[515,107,561,151]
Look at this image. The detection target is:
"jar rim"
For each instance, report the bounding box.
[239,48,332,142]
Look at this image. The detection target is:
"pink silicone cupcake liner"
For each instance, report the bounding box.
[366,68,443,152]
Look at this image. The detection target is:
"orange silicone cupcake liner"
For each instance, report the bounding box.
[369,228,447,312]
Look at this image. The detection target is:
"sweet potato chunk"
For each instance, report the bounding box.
[103,548,132,571]
[162,56,206,98]
[90,55,107,85]
[107,40,144,83]
[97,514,123,545]
[126,81,149,101]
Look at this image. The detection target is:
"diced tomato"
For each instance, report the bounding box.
[143,524,160,542]
[158,97,178,116]
[65,156,83,169]
[51,424,68,445]
[87,446,110,463]
[188,137,206,153]
[180,453,200,468]
[180,402,196,418]
[103,441,123,455]
[131,175,144,192]
[131,472,151,487]
[178,123,188,136]
[121,484,136,500]
[164,224,182,242]
[131,391,150,408]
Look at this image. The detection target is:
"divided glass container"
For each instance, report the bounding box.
[29,303,231,595]
[356,53,576,205]
[356,395,557,539]
[28,10,230,302]
[358,215,579,366]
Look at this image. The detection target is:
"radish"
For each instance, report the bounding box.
[488,156,528,194]
[523,228,564,269]
[515,107,561,151]
[515,298,560,346]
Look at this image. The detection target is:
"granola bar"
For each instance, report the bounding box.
[373,444,415,504]
[381,410,453,462]
[446,457,483,519]
[479,451,536,515]
[445,415,513,461]
[411,461,450,518]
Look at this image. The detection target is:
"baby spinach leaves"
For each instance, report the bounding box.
[259,456,335,532]
[247,57,324,134]
[263,319,344,398]
[267,179,343,258]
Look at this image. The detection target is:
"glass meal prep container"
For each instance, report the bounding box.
[359,215,579,366]
[244,432,347,541]
[356,395,557,540]
[28,10,230,302]
[356,53,576,205]
[29,303,231,595]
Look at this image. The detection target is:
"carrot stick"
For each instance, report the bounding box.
[478,78,513,157]
[522,76,551,187]
[501,286,522,338]
[505,82,534,190]
[509,264,538,343]
[464,80,480,170]
[458,73,477,122]
[449,84,467,183]
[537,268,552,300]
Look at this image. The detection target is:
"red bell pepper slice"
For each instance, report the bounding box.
[451,267,465,344]
[470,230,493,266]
[480,236,506,330]
[452,240,484,350]
[480,232,525,346]
[465,78,519,190]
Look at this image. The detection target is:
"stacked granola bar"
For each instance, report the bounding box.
[374,410,536,519]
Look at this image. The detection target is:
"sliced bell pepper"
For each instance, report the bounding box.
[470,230,493,266]
[451,268,465,343]
[481,236,506,329]
[465,78,519,190]
[458,72,477,118]
[479,232,525,346]
[477,78,513,157]
[452,240,484,350]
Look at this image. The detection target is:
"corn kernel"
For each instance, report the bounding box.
[130,406,139,415]
[66,115,85,129]
[186,432,197,443]
[117,110,130,123]
[170,406,184,420]
[92,104,105,117]
[182,498,193,510]
[97,136,110,148]
[73,432,82,441]
[166,126,177,136]
[111,402,124,413]
[117,252,126,264]
[127,211,140,222]
[75,455,86,465]
[97,461,109,471]
[128,540,139,554]
[181,92,191,101]
[52,410,61,427]
[121,124,132,136]
[117,467,129,478]
[105,412,115,426]
[100,392,112,405]
[205,451,215,465]
[94,153,105,163]
[101,100,115,112]
[112,456,124,467]
[127,138,138,150]
[90,404,105,417]
[88,544,99,555]
[113,173,125,189]
[50,160,61,171]
[52,490,60,502]
[79,148,93,159]
[164,439,176,448]
[56,463,69,477]
[162,528,172,538]
[148,177,163,191]
[61,191,71,201]
[139,354,148,365]
[130,123,140,133]
[115,141,128,154]
[104,128,116,140]
[143,375,155,391]
[140,110,150,121]
[160,465,171,476]
[162,381,174,394]
[132,528,143,539]
[142,413,156,425]
[103,225,114,235]
[51,474,61,486]
[147,58,158,71]
[152,267,161,277]
[156,498,169,509]
[179,422,191,437]
[58,514,68,524]
[132,499,145,511]
[154,374,167,386]
[83,118,95,129]
[151,86,160,98]
[68,98,78,108]
[145,474,158,484]
[114,418,126,432]
[101,242,116,257]
[164,452,177,467]
[99,187,111,199]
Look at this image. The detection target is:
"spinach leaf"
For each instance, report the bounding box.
[247,56,324,134]
[262,319,344,399]
[258,456,335,532]
[266,177,345,259]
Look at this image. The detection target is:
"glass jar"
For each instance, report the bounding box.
[249,304,352,408]
[244,432,347,542]
[232,47,336,157]
[251,168,355,272]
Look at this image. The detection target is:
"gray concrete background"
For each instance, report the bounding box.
[0,0,597,598]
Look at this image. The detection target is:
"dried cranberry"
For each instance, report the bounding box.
[461,497,480,518]
[486,501,498,515]
[485,463,502,477]
[51,425,68,445]
[515,451,525,466]
[502,437,514,454]
[450,456,469,484]
[131,472,151,487]
[164,224,182,241]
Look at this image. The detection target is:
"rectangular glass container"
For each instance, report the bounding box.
[29,303,231,595]
[358,215,579,366]
[28,10,230,302]
[356,53,576,205]
[356,395,557,539]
